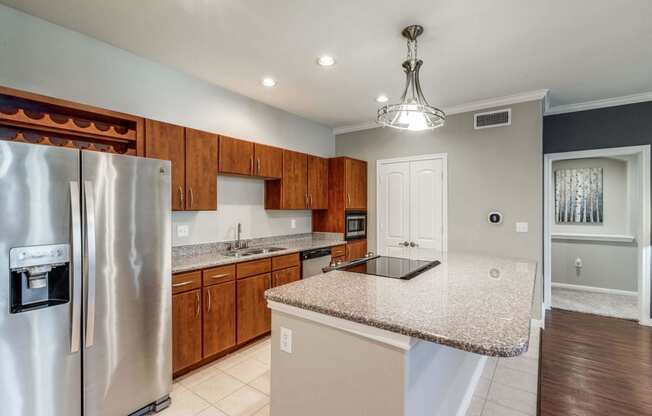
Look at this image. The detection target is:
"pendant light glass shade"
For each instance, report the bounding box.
[377,25,445,131]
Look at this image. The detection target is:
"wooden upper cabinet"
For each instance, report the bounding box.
[282,150,309,209]
[345,158,367,210]
[145,120,186,210]
[186,128,218,211]
[254,143,283,179]
[308,155,328,209]
[219,135,254,176]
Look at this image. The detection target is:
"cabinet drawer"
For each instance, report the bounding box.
[237,258,272,279]
[272,253,300,270]
[172,271,202,294]
[331,245,346,258]
[203,264,236,286]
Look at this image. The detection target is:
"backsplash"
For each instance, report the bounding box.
[171,175,312,246]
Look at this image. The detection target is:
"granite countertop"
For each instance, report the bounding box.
[265,251,537,357]
[172,233,346,273]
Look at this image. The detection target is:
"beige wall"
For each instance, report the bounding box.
[336,100,543,318]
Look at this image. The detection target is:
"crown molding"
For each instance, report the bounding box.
[545,91,652,115]
[333,89,549,135]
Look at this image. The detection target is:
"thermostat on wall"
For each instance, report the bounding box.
[488,211,503,224]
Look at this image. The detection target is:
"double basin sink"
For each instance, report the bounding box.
[222,246,287,258]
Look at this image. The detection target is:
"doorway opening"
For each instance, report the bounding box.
[543,145,651,325]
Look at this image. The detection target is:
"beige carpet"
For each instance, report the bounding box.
[552,287,638,320]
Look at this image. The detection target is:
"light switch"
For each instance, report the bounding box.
[280,327,293,353]
[515,222,528,233]
[176,225,189,237]
[291,219,296,229]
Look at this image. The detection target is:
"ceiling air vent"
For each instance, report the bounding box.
[474,108,511,130]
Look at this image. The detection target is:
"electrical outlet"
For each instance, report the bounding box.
[290,219,296,229]
[280,327,293,353]
[515,222,528,233]
[176,225,189,238]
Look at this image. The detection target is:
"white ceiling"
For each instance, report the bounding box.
[3,0,652,128]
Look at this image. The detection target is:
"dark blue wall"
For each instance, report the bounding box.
[544,101,652,153]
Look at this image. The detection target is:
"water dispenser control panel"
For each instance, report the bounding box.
[9,244,71,313]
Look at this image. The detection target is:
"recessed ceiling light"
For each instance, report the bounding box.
[261,77,276,87]
[317,55,336,67]
[376,95,389,103]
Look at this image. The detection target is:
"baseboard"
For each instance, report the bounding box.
[551,282,638,297]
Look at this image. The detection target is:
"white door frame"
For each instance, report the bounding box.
[376,153,449,254]
[543,145,651,326]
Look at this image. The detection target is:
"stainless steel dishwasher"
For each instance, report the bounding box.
[301,247,332,278]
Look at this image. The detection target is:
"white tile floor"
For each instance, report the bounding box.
[466,328,540,416]
[164,338,271,416]
[164,329,540,416]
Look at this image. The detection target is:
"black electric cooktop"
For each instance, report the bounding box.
[341,256,440,280]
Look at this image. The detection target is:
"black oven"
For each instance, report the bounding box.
[344,211,367,240]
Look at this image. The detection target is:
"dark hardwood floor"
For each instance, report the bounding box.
[540,309,652,416]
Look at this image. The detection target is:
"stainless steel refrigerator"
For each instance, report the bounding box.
[0,141,172,416]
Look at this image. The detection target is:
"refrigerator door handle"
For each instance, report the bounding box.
[84,180,97,348]
[70,182,82,354]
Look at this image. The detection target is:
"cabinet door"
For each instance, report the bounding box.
[272,266,300,287]
[254,143,282,179]
[346,239,368,261]
[236,273,271,344]
[345,158,367,210]
[172,289,202,373]
[308,155,328,209]
[145,120,186,210]
[203,282,236,358]
[219,135,254,175]
[282,150,308,209]
[186,128,218,210]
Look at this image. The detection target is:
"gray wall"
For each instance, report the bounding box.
[336,100,543,318]
[0,5,334,246]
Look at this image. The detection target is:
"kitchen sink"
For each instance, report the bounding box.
[223,246,286,258]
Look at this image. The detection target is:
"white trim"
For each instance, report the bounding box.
[375,153,449,255]
[546,91,652,115]
[267,300,417,350]
[530,318,544,329]
[333,89,549,135]
[544,145,651,326]
[551,282,638,297]
[551,233,636,243]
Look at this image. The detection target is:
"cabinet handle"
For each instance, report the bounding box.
[178,186,184,207]
[210,273,230,280]
[257,158,261,175]
[309,194,313,207]
[305,193,309,208]
[195,291,200,318]
[347,193,351,207]
[189,187,194,208]
[173,281,193,288]
[207,289,212,312]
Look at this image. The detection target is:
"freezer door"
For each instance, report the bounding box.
[81,151,171,415]
[0,141,82,416]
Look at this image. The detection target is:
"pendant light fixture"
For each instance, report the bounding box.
[377,25,445,131]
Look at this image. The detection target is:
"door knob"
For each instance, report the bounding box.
[409,242,418,247]
[400,241,409,247]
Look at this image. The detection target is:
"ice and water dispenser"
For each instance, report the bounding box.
[9,244,71,313]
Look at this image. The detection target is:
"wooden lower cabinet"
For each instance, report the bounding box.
[203,282,236,358]
[272,266,300,287]
[346,239,368,261]
[172,289,202,373]
[236,273,271,344]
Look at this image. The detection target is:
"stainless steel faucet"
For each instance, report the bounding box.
[234,222,248,249]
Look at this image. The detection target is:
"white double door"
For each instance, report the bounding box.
[378,156,446,260]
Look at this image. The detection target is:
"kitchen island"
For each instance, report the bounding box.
[264,252,537,416]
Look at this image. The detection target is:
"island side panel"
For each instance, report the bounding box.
[270,311,407,416]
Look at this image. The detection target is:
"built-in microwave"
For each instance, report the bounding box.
[344,211,367,240]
